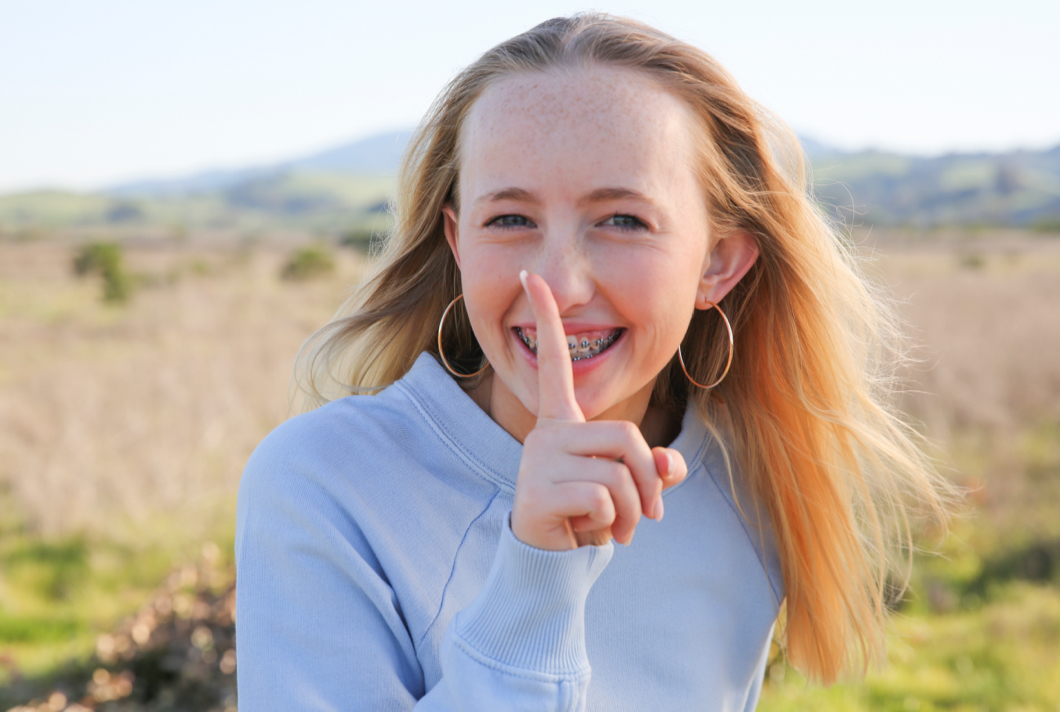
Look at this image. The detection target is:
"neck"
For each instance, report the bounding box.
[466,371,682,448]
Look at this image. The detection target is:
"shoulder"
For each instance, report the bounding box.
[249,383,419,468]
[234,387,427,562]
[234,358,512,647]
[237,354,508,554]
[241,351,500,490]
[240,386,413,493]
[238,370,493,524]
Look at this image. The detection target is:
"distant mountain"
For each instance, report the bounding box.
[3,129,1059,233]
[292,129,415,175]
[107,166,281,199]
[108,129,415,198]
[798,135,847,160]
[99,129,1060,229]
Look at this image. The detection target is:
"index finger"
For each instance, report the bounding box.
[520,270,583,424]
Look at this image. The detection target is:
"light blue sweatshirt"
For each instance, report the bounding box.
[235,352,784,710]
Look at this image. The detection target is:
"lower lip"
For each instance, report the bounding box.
[512,328,624,375]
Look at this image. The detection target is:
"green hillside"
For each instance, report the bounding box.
[2,142,1059,235]
[810,146,1060,229]
[0,171,395,236]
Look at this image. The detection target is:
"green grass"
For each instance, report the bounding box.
[760,583,1060,711]
[759,512,1060,711]
[4,495,1058,707]
[0,494,236,684]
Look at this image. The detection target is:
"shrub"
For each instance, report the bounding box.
[1031,217,1060,234]
[72,242,131,303]
[281,246,336,281]
[339,228,377,249]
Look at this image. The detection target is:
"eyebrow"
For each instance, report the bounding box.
[580,187,650,205]
[474,187,539,206]
[472,186,652,207]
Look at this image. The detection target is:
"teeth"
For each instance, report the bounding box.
[517,328,620,360]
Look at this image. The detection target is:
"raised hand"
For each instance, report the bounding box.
[510,270,688,551]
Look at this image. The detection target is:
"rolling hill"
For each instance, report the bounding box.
[1,130,1058,235]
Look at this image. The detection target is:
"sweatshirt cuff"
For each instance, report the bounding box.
[453,515,614,675]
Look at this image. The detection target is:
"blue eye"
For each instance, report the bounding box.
[602,214,647,231]
[486,214,534,228]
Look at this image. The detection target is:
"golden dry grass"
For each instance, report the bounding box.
[1,231,1058,539]
[863,230,1060,537]
[0,239,366,539]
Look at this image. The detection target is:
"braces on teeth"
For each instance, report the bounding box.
[517,328,620,360]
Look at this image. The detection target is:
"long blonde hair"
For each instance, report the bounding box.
[297,14,955,683]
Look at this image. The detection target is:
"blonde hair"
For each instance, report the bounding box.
[296,14,956,683]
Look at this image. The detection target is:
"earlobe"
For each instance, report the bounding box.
[442,205,461,269]
[696,228,760,308]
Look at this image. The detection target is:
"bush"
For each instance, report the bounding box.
[72,242,131,303]
[72,243,120,276]
[281,246,336,281]
[338,228,377,249]
[1031,217,1060,234]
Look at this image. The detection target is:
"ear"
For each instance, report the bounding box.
[442,204,462,270]
[696,228,759,308]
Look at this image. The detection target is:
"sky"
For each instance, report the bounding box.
[2,0,1058,193]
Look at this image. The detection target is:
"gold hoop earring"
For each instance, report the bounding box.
[678,301,733,389]
[437,294,489,378]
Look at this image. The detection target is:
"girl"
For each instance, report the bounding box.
[235,14,954,710]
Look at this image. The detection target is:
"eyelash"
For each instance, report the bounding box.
[485,214,534,229]
[484,213,648,231]
[601,214,648,231]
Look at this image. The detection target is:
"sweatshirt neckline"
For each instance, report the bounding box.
[396,352,713,492]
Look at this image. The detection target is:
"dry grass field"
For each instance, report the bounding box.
[869,230,1060,540]
[0,238,364,540]
[0,229,1058,708]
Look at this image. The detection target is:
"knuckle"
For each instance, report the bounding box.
[602,460,628,483]
[612,474,640,506]
[587,486,612,513]
[613,420,637,440]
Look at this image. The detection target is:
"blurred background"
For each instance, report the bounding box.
[1,0,1058,709]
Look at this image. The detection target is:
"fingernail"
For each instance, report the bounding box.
[665,450,675,476]
[519,269,529,293]
[653,498,665,522]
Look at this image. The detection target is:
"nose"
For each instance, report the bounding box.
[531,228,595,315]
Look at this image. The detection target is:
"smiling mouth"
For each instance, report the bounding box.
[515,327,623,361]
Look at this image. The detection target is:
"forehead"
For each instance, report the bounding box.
[458,65,699,194]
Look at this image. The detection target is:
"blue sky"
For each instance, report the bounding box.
[2,0,1058,192]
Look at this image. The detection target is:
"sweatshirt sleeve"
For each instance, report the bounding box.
[235,438,613,712]
[419,519,613,711]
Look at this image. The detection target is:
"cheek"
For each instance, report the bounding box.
[459,252,522,341]
[609,248,704,330]
[614,247,703,305]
